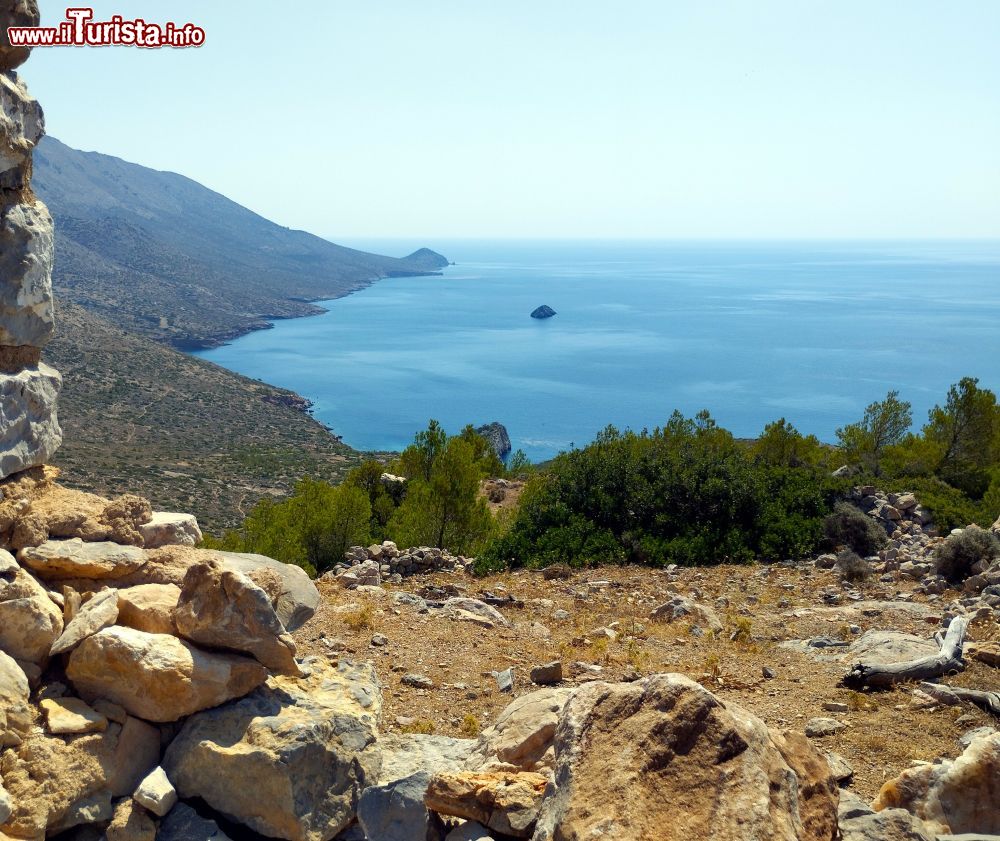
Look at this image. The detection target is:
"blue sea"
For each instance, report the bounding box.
[195,240,1000,461]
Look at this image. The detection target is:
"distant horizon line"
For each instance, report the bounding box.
[331,235,1000,243]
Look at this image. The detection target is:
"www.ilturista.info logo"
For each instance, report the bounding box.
[6,7,205,48]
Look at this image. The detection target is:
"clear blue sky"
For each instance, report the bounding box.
[24,1,1000,239]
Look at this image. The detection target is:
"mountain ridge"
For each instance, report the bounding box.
[33,136,448,349]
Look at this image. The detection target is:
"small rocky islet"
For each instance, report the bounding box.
[529,305,556,320]
[5,4,1000,840]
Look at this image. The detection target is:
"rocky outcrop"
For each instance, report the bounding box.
[0,12,61,479]
[874,731,1000,836]
[474,422,512,461]
[164,657,382,841]
[530,674,839,841]
[530,305,556,319]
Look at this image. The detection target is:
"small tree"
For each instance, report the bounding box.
[836,390,912,476]
[923,377,1000,496]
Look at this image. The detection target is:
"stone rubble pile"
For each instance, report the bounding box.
[333,541,474,583]
[0,0,60,479]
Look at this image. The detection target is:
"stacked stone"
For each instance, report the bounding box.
[847,485,934,535]
[340,541,472,578]
[1,0,61,480]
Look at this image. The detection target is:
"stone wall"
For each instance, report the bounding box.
[0,0,62,480]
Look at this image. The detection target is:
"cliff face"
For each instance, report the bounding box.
[0,2,62,479]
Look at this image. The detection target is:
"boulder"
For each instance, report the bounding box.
[66,626,267,722]
[132,766,177,817]
[445,822,493,841]
[138,511,202,548]
[0,364,61,480]
[0,715,159,838]
[466,687,574,773]
[648,595,723,634]
[842,630,940,665]
[174,560,299,675]
[0,199,54,348]
[40,696,108,734]
[358,771,444,841]
[213,550,319,632]
[49,587,119,655]
[838,790,934,841]
[991,514,1000,536]
[0,546,63,663]
[425,770,548,838]
[0,72,43,181]
[158,803,232,841]
[0,649,30,747]
[0,0,39,70]
[440,597,511,628]
[874,731,1000,835]
[18,539,146,581]
[164,657,382,841]
[0,783,10,826]
[379,733,476,784]
[530,674,838,841]
[115,582,179,634]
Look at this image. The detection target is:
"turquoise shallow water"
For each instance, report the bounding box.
[195,240,1000,460]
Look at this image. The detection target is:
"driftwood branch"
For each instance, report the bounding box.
[842,616,969,689]
[918,682,1000,717]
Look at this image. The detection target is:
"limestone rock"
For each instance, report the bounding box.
[115,582,179,634]
[530,674,838,841]
[842,630,940,665]
[0,715,158,838]
[0,364,61,480]
[466,687,574,772]
[158,803,232,841]
[132,766,176,817]
[0,200,54,347]
[106,798,156,841]
[358,771,444,841]
[0,783,10,826]
[19,539,146,581]
[874,731,1000,835]
[40,696,108,734]
[838,790,934,841]
[648,595,723,634]
[173,559,299,676]
[0,546,63,663]
[805,717,848,738]
[99,494,152,546]
[425,770,548,838]
[0,72,43,182]
[164,657,382,841]
[139,511,202,548]
[213,550,320,632]
[0,0,39,69]
[379,733,476,785]
[50,587,119,655]
[0,648,30,747]
[66,626,267,722]
[440,597,511,628]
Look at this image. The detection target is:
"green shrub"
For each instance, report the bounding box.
[934,525,1000,582]
[477,412,845,571]
[823,502,887,556]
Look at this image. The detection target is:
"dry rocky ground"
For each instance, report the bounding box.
[299,556,999,803]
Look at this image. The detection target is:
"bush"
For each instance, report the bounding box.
[477,412,846,571]
[934,525,1000,582]
[823,502,887,556]
[835,549,871,583]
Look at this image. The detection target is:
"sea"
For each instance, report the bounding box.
[194,240,1000,461]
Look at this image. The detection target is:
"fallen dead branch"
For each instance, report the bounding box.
[918,682,1000,717]
[841,616,969,690]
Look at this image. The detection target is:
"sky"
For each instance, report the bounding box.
[23,1,1000,240]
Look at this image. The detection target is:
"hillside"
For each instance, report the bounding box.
[47,303,373,531]
[33,137,443,349]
